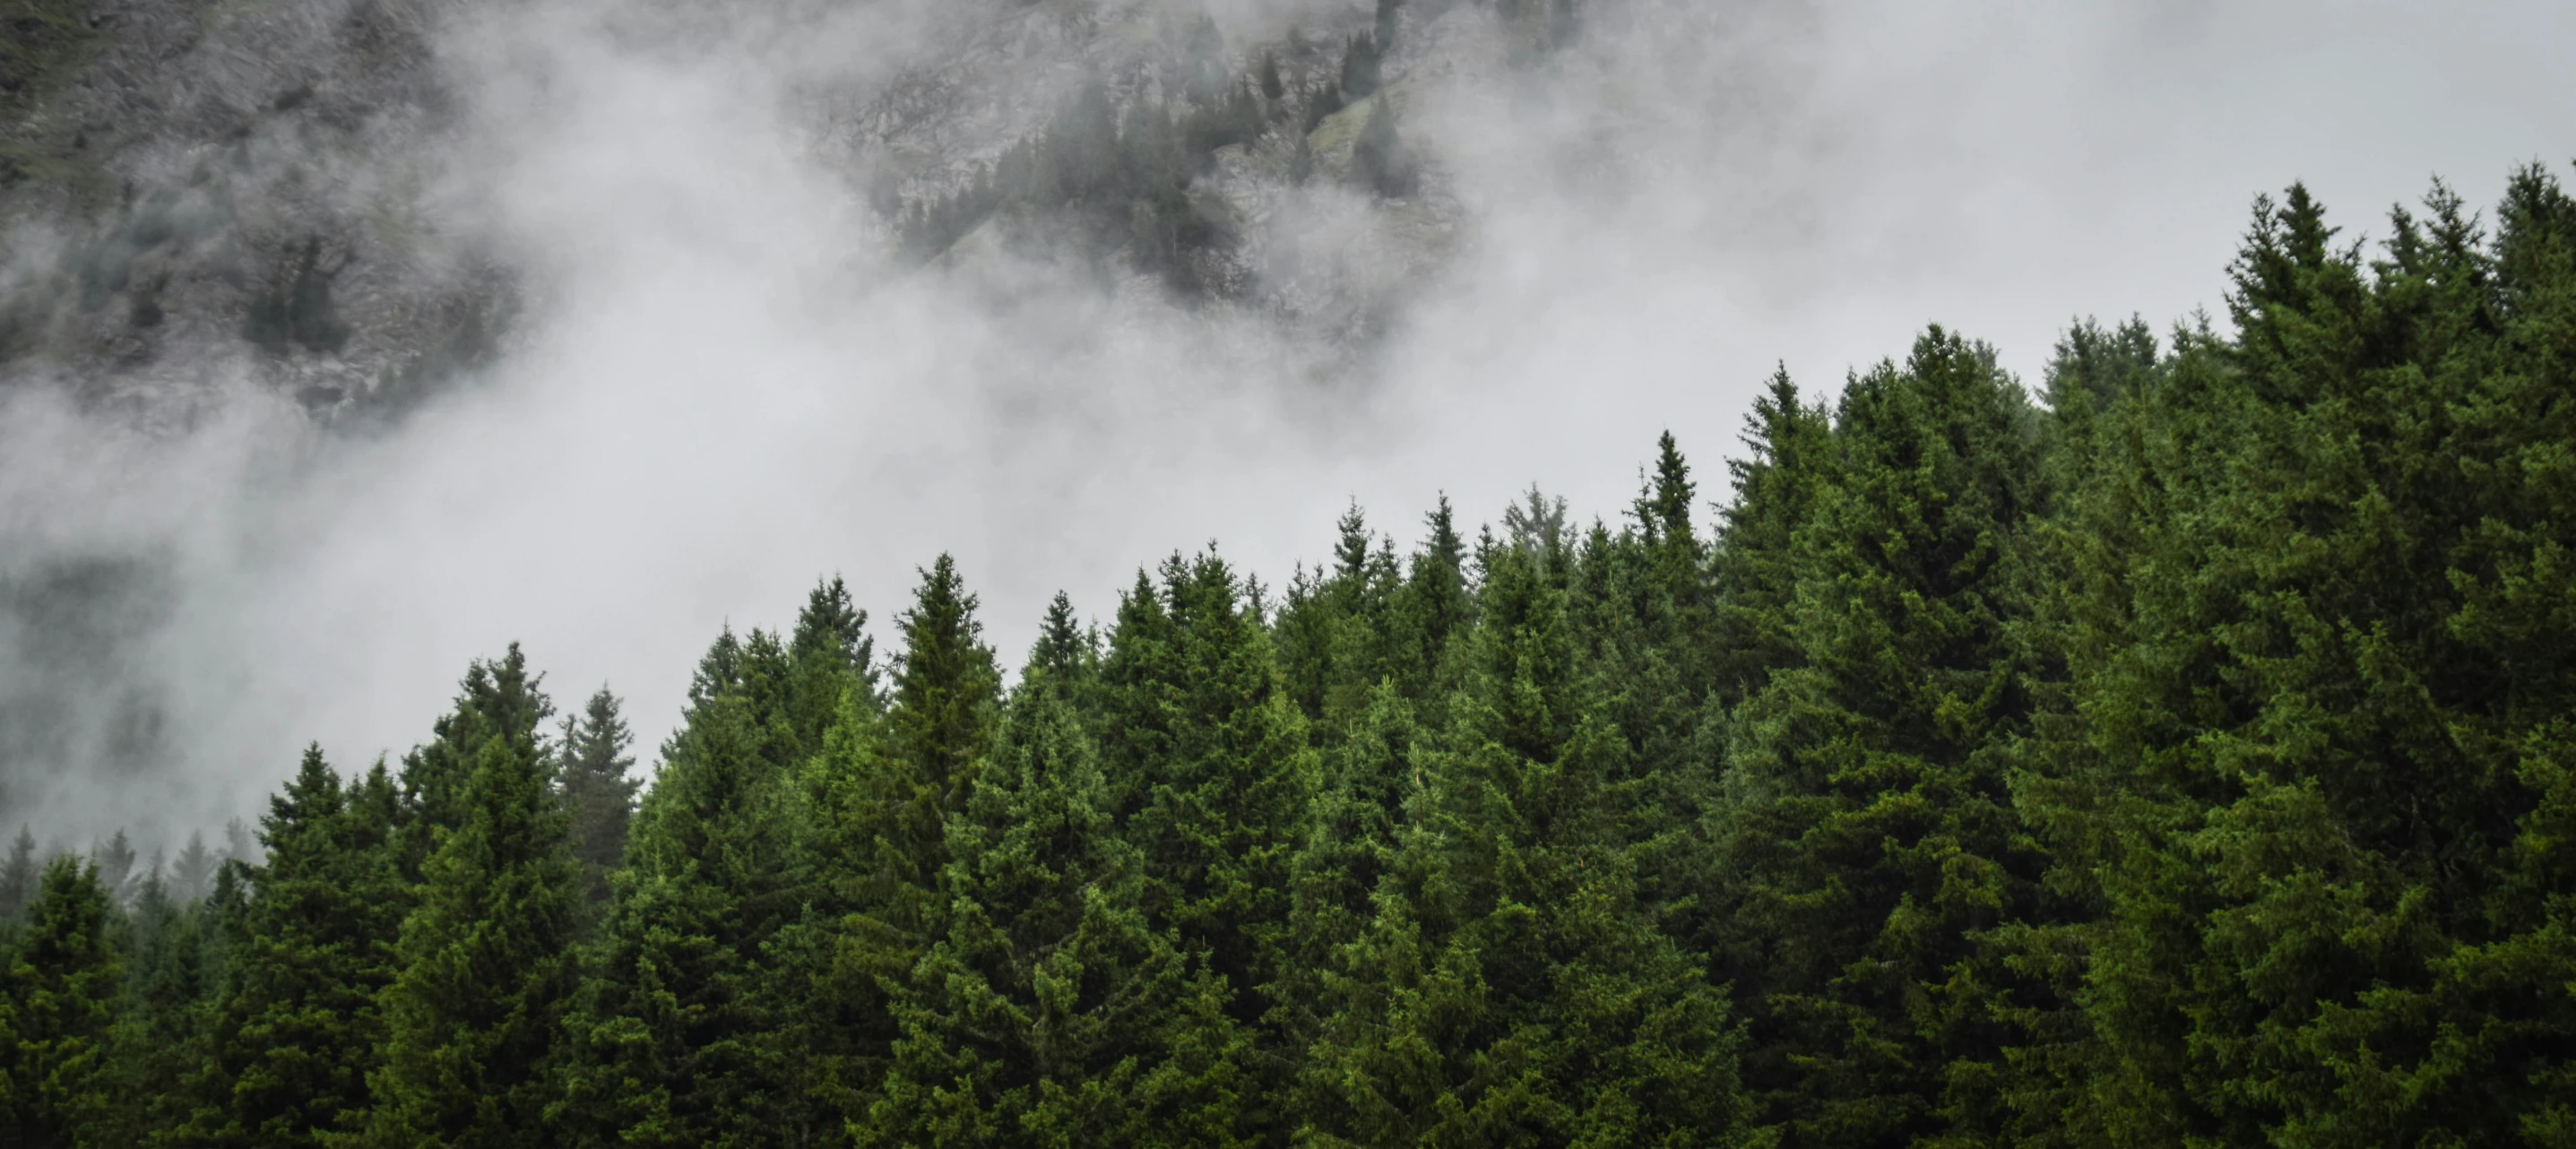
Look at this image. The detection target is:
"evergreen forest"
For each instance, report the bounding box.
[7,167,2576,1147]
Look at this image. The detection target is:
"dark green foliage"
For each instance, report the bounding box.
[558,687,639,908]
[801,555,1006,1123]
[1709,367,1833,708]
[51,161,2576,1149]
[174,746,405,1147]
[1112,553,1316,1027]
[365,652,582,1148]
[555,687,816,1145]
[1709,330,2046,1147]
[1301,540,1750,1147]
[395,643,556,879]
[2,856,123,1147]
[865,658,1251,1145]
[789,574,878,756]
[1027,591,1097,689]
[111,863,219,1142]
[2030,171,2576,1146]
[1256,50,1285,102]
[1279,683,1421,1052]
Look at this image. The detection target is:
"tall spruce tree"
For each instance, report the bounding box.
[1709,367,1835,710]
[801,556,1004,1123]
[557,687,639,909]
[169,746,405,1147]
[1711,328,2047,1147]
[1966,314,2168,1145]
[789,575,878,759]
[111,860,219,1144]
[394,644,555,880]
[365,650,581,1148]
[866,654,1250,1145]
[2054,174,2576,1145]
[1301,535,1750,1146]
[1113,553,1317,1043]
[555,679,815,1145]
[1,856,123,1147]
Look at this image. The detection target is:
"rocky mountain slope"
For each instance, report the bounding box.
[1,0,1566,419]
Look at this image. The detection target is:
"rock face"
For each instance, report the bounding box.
[0,0,510,422]
[0,0,1537,418]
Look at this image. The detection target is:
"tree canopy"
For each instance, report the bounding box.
[8,165,2576,1148]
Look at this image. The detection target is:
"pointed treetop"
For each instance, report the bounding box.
[562,687,636,780]
[1424,494,1463,563]
[1029,591,1094,685]
[1336,502,1372,581]
[266,743,348,846]
[792,574,869,671]
[479,643,554,751]
[1636,430,1696,547]
[688,626,747,711]
[899,556,984,675]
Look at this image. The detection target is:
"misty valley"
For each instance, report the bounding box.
[5,0,2576,1145]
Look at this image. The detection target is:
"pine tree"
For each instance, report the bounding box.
[1,856,124,1146]
[1117,553,1317,1017]
[1963,314,2166,1145]
[1092,551,1318,1135]
[1256,50,1285,102]
[1400,496,1474,694]
[175,745,407,1147]
[1301,539,1751,1146]
[1709,367,1834,709]
[1279,683,1422,1049]
[1711,328,2045,1147]
[789,575,877,759]
[366,652,581,1148]
[865,658,1251,1145]
[1027,592,1096,687]
[801,555,1004,1123]
[1352,97,1414,198]
[1337,32,1381,100]
[1585,433,1716,781]
[555,687,816,1146]
[394,644,555,879]
[1276,504,1405,739]
[2058,173,2576,1145]
[557,687,639,908]
[112,860,218,1144]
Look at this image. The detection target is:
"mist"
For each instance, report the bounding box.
[2,0,2569,848]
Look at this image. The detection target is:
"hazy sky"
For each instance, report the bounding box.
[3,0,2571,845]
